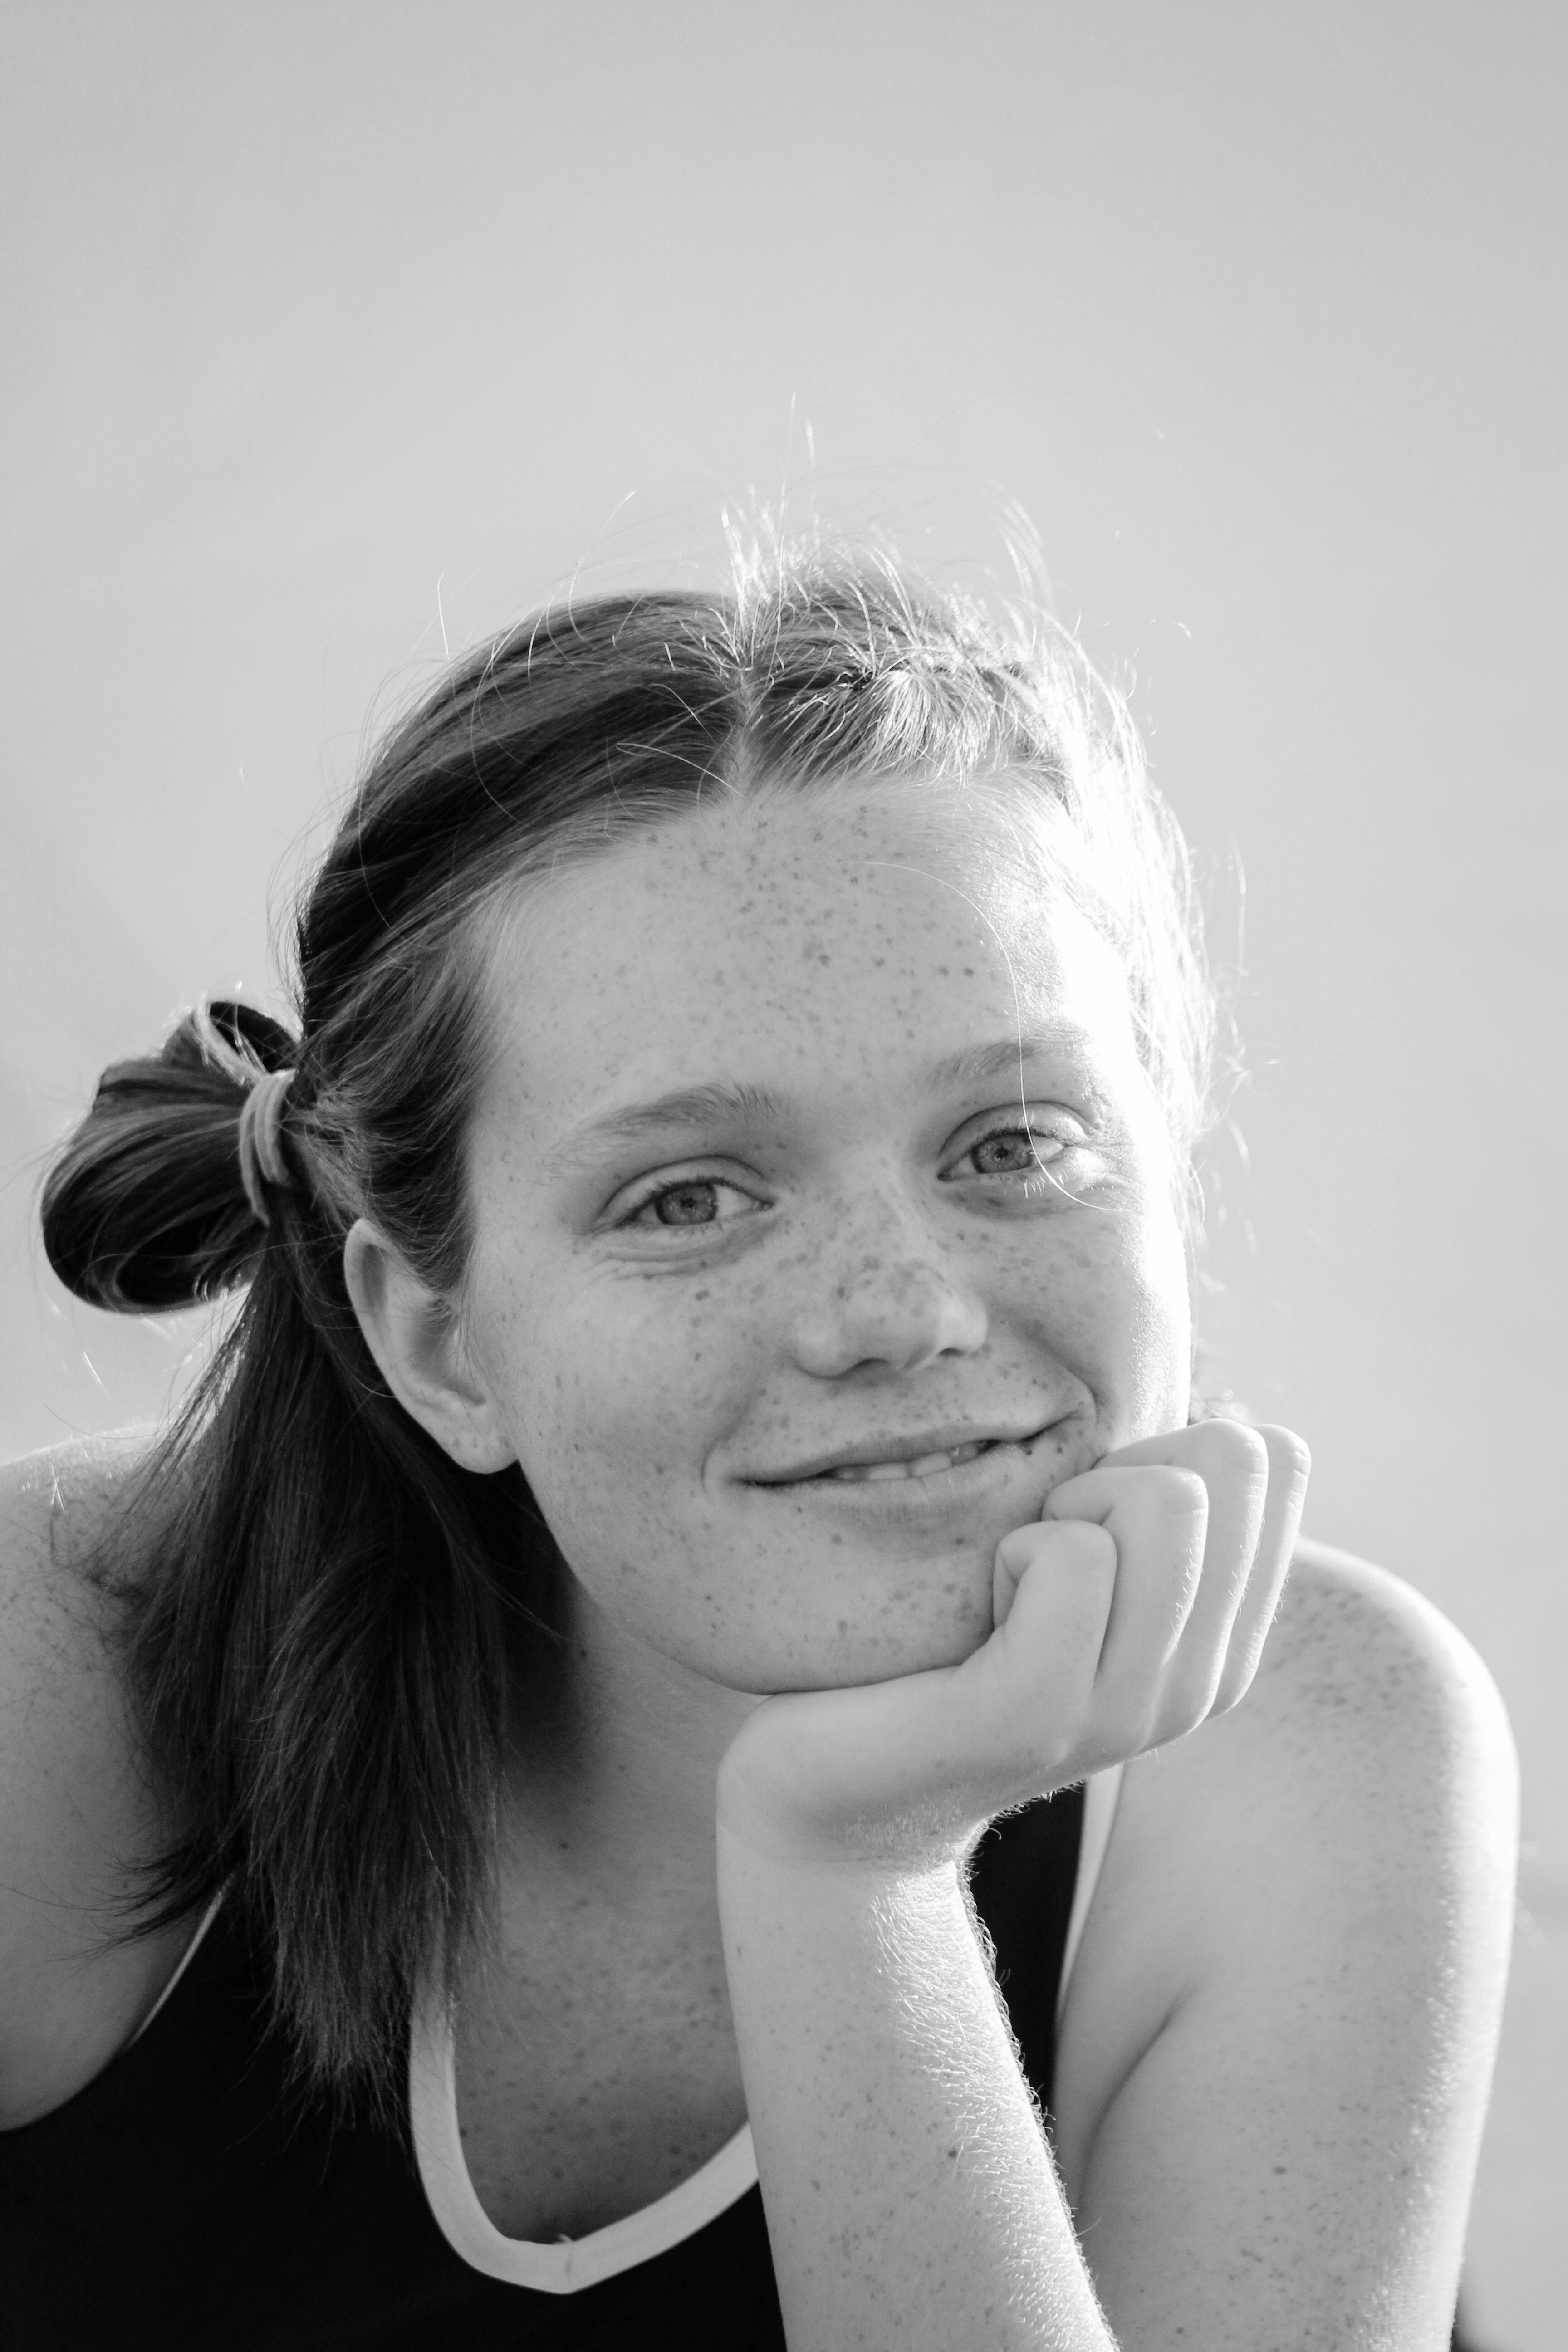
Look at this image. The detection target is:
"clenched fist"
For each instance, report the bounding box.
[717,1419,1310,1868]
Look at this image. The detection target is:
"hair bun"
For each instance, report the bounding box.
[40,999,301,1312]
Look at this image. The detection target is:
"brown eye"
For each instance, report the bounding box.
[649,1181,721,1226]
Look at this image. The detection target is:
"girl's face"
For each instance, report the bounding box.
[463,784,1192,1693]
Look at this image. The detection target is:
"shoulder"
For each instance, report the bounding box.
[0,1427,152,1714]
[0,1427,157,1738]
[0,1430,188,2122]
[1129,1537,1516,1855]
[1054,1540,1518,2190]
[1249,1537,1515,1775]
[1111,1537,1516,1906]
[1223,1539,1519,1930]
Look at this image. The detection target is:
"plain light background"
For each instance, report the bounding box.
[2,5,1563,2343]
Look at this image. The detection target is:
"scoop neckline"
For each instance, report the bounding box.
[407,1976,758,2294]
[407,1764,1122,2295]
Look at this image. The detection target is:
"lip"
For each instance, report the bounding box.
[743,1421,1058,1487]
[739,1420,1075,1528]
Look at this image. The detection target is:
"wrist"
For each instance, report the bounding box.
[715,1750,974,1882]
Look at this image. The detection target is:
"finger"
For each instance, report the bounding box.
[1094,1421,1274,1733]
[992,1515,1117,1656]
[1210,1423,1310,1711]
[943,1519,1118,1808]
[1043,1464,1210,1740]
[1152,1421,1272,1726]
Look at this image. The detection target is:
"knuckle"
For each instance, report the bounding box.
[1162,1691,1218,1745]
[1098,1681,1158,1756]
[1265,1425,1313,1486]
[1148,1464,1210,1519]
[1185,1417,1266,1469]
[1210,1663,1258,1716]
[1055,1520,1120,1584]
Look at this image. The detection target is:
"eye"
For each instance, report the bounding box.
[967,1128,1063,1178]
[940,1108,1088,1190]
[622,1175,768,1231]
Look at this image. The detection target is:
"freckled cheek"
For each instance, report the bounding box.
[508,1284,767,1495]
[995,1213,1189,1410]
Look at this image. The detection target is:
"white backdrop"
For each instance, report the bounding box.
[2,6,1563,2341]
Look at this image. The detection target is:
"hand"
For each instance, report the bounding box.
[716,1419,1310,1870]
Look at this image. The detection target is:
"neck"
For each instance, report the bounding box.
[503,1568,765,1906]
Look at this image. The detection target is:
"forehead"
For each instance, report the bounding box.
[481,784,1142,1132]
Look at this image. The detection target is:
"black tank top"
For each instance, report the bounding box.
[0,1786,1083,2351]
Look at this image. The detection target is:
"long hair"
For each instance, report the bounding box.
[39,545,1222,2115]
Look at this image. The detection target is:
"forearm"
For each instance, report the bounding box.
[718,1822,1113,2352]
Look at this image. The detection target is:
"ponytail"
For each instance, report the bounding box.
[41,1000,298,1311]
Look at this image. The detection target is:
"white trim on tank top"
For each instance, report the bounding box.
[409,1762,1126,2296]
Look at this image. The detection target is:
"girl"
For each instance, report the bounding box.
[0,551,1514,2348]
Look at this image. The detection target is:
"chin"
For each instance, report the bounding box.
[710,1588,997,1696]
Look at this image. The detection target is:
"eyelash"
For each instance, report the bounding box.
[615,1114,1088,1235]
[942,1118,1079,1190]
[622,1176,768,1232]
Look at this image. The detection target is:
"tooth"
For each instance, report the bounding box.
[814,1439,1003,1484]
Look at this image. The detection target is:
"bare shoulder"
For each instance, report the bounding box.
[1055,1539,1519,2206]
[0,1429,188,2122]
[1104,1538,1517,1893]
[1254,1537,1516,1774]
[1117,1536,1516,1946]
[0,1426,157,1725]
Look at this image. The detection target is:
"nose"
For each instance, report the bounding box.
[789,1230,990,1379]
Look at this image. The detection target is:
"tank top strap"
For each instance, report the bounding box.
[967,1766,1122,2115]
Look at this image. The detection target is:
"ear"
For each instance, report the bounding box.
[343,1218,516,1475]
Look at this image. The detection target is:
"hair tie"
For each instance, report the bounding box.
[237,1067,297,1225]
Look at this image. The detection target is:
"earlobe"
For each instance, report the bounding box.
[342,1219,516,1474]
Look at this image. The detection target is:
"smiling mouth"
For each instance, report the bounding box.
[811,1437,997,1484]
[750,1426,1057,1490]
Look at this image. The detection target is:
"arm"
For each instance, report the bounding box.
[720,1835,1107,2350]
[719,1420,1307,2351]
[1054,1544,1518,2352]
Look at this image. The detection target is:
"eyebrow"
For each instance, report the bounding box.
[543,1031,1098,1176]
[542,1081,792,1175]
[926,1031,1094,1090]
